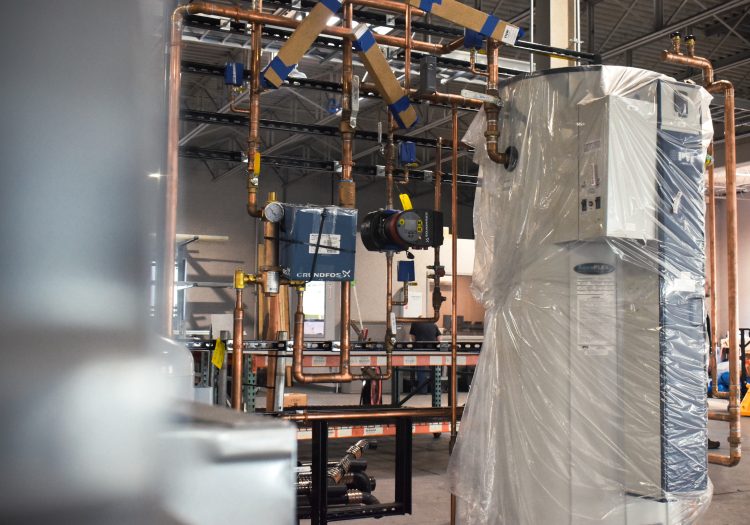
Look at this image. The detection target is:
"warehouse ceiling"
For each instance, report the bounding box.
[178,0,750,189]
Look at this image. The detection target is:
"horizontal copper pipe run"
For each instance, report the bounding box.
[283,406,463,423]
[661,51,714,84]
[359,82,483,108]
[184,2,449,54]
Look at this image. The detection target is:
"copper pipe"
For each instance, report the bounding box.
[404,1,412,93]
[483,39,510,166]
[414,90,483,109]
[229,89,251,114]
[262,204,283,409]
[441,36,465,54]
[664,40,740,466]
[183,2,447,54]
[246,0,263,217]
[292,286,354,383]
[349,0,425,16]
[661,51,714,84]
[449,104,459,525]
[395,137,445,324]
[163,5,191,336]
[392,281,409,307]
[283,406,463,422]
[706,143,723,398]
[469,49,489,78]
[707,78,740,467]
[232,287,245,410]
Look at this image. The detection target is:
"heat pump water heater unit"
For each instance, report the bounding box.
[449,66,713,525]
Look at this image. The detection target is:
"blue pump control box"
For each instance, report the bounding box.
[279,204,357,281]
[397,260,415,282]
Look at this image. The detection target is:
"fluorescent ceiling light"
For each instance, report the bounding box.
[327,16,340,26]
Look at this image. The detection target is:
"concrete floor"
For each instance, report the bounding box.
[291,391,750,525]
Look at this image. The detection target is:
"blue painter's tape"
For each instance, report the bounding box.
[319,0,343,14]
[262,56,295,88]
[418,0,442,13]
[517,27,526,41]
[463,28,484,49]
[353,28,377,53]
[479,14,500,38]
[389,95,411,113]
[388,95,416,128]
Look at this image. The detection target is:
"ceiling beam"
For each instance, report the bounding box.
[601,0,750,59]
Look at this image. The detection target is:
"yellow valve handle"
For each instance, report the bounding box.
[399,193,413,211]
[253,152,261,175]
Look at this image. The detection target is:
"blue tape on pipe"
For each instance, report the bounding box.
[353,28,377,53]
[479,14,500,38]
[388,95,415,129]
[319,0,343,14]
[418,0,442,12]
[262,56,296,88]
[463,28,484,49]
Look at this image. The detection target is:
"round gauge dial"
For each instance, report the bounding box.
[264,202,285,223]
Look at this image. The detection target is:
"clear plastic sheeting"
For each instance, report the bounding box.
[448,66,714,525]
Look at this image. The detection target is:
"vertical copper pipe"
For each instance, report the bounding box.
[707,79,740,466]
[706,143,723,398]
[247,0,263,217]
[163,6,190,337]
[449,104,459,525]
[484,39,508,166]
[232,287,245,410]
[404,1,412,93]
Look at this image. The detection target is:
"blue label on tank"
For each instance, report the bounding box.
[573,263,615,275]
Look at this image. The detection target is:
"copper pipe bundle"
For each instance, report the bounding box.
[663,38,740,466]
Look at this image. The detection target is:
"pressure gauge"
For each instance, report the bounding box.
[264,201,285,223]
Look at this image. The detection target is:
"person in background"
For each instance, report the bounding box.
[409,322,441,394]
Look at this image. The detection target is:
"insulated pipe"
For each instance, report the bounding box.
[232,287,245,410]
[449,104,459,525]
[707,79,740,467]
